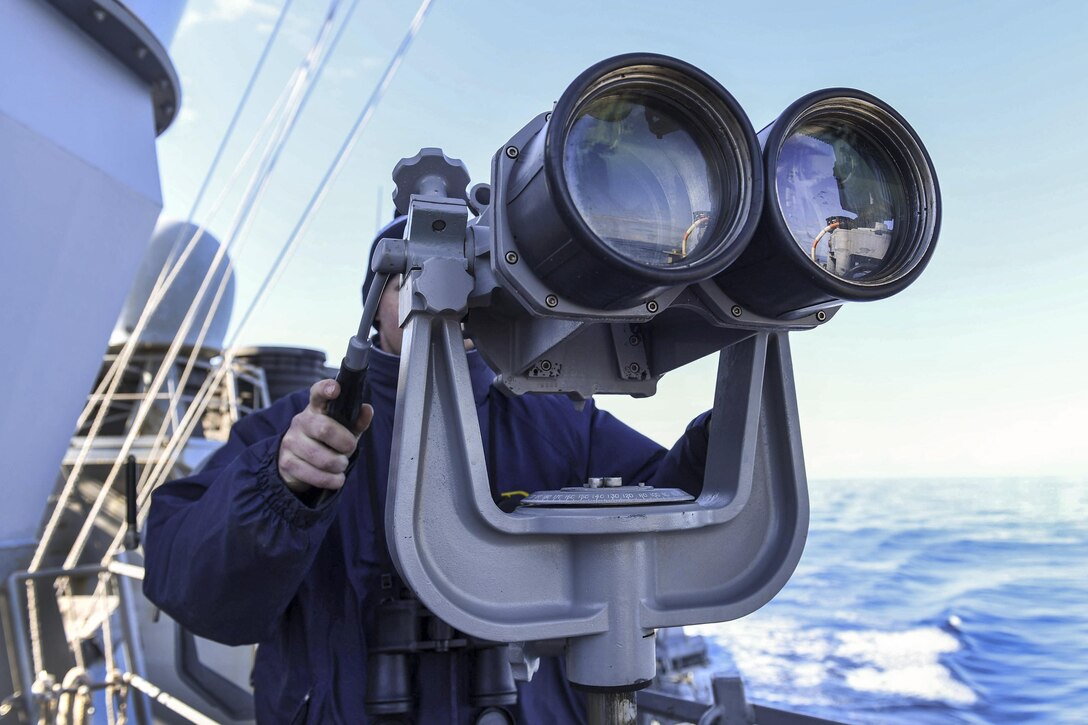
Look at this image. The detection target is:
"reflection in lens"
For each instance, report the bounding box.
[777,121,906,282]
[563,90,722,268]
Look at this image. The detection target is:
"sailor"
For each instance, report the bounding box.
[143,217,709,724]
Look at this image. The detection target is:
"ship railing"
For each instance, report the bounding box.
[5,559,219,725]
[637,675,846,725]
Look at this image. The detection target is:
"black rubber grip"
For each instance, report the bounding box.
[326,359,367,430]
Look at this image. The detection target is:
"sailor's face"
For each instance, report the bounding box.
[376,275,404,355]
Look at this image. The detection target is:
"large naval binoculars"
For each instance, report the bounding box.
[375,52,940,703]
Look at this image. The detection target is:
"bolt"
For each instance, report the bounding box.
[628,335,640,346]
[545,294,559,308]
[627,362,641,374]
[432,219,446,232]
[816,310,827,322]
[539,360,552,372]
[92,8,107,22]
[505,146,519,159]
[646,300,659,313]
[505,251,519,265]
[731,305,743,318]
[135,46,148,60]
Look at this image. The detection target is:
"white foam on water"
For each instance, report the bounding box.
[689,619,977,708]
[835,627,977,705]
[688,617,836,706]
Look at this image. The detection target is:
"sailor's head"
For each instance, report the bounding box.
[363,216,407,355]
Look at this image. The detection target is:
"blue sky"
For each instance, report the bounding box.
[159,0,1087,479]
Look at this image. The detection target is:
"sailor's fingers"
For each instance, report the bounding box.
[308,379,339,411]
[285,432,350,475]
[290,400,358,458]
[277,448,346,492]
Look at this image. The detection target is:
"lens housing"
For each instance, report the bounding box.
[714,89,940,319]
[502,53,763,310]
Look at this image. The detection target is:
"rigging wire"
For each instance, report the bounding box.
[98,0,439,564]
[26,0,447,695]
[227,0,437,344]
[60,1,353,572]
[58,72,302,561]
[125,0,381,501]
[49,0,305,573]
[133,0,436,504]
[74,0,295,436]
[39,0,351,573]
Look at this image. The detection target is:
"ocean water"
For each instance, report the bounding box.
[688,478,1088,724]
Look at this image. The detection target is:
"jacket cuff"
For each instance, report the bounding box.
[255,442,340,527]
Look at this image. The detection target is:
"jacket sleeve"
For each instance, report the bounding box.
[142,392,340,645]
[647,411,711,496]
[583,403,667,484]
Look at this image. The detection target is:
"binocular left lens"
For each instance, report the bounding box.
[498,52,763,311]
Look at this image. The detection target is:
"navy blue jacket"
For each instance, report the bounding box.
[144,345,707,723]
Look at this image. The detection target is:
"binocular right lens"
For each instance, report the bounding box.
[714,88,940,318]
[777,118,906,283]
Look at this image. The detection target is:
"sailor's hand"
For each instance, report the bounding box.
[278,379,373,494]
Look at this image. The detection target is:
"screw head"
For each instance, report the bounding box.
[505,146,519,159]
[432,219,447,232]
[627,362,641,374]
[505,251,519,264]
[628,335,640,346]
[545,294,559,308]
[731,305,743,318]
[646,300,659,313]
[816,310,827,322]
[539,359,552,372]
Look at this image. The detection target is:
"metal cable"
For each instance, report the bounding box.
[105,0,371,510]
[58,1,350,572]
[73,0,295,437]
[39,0,304,573]
[228,0,437,341]
[100,0,438,565]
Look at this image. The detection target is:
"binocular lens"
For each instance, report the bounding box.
[776,120,906,282]
[563,88,725,269]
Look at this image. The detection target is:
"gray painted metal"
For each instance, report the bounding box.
[0,0,163,558]
[111,220,235,352]
[520,486,694,507]
[384,178,810,691]
[484,113,685,323]
[463,129,838,398]
[40,0,184,134]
